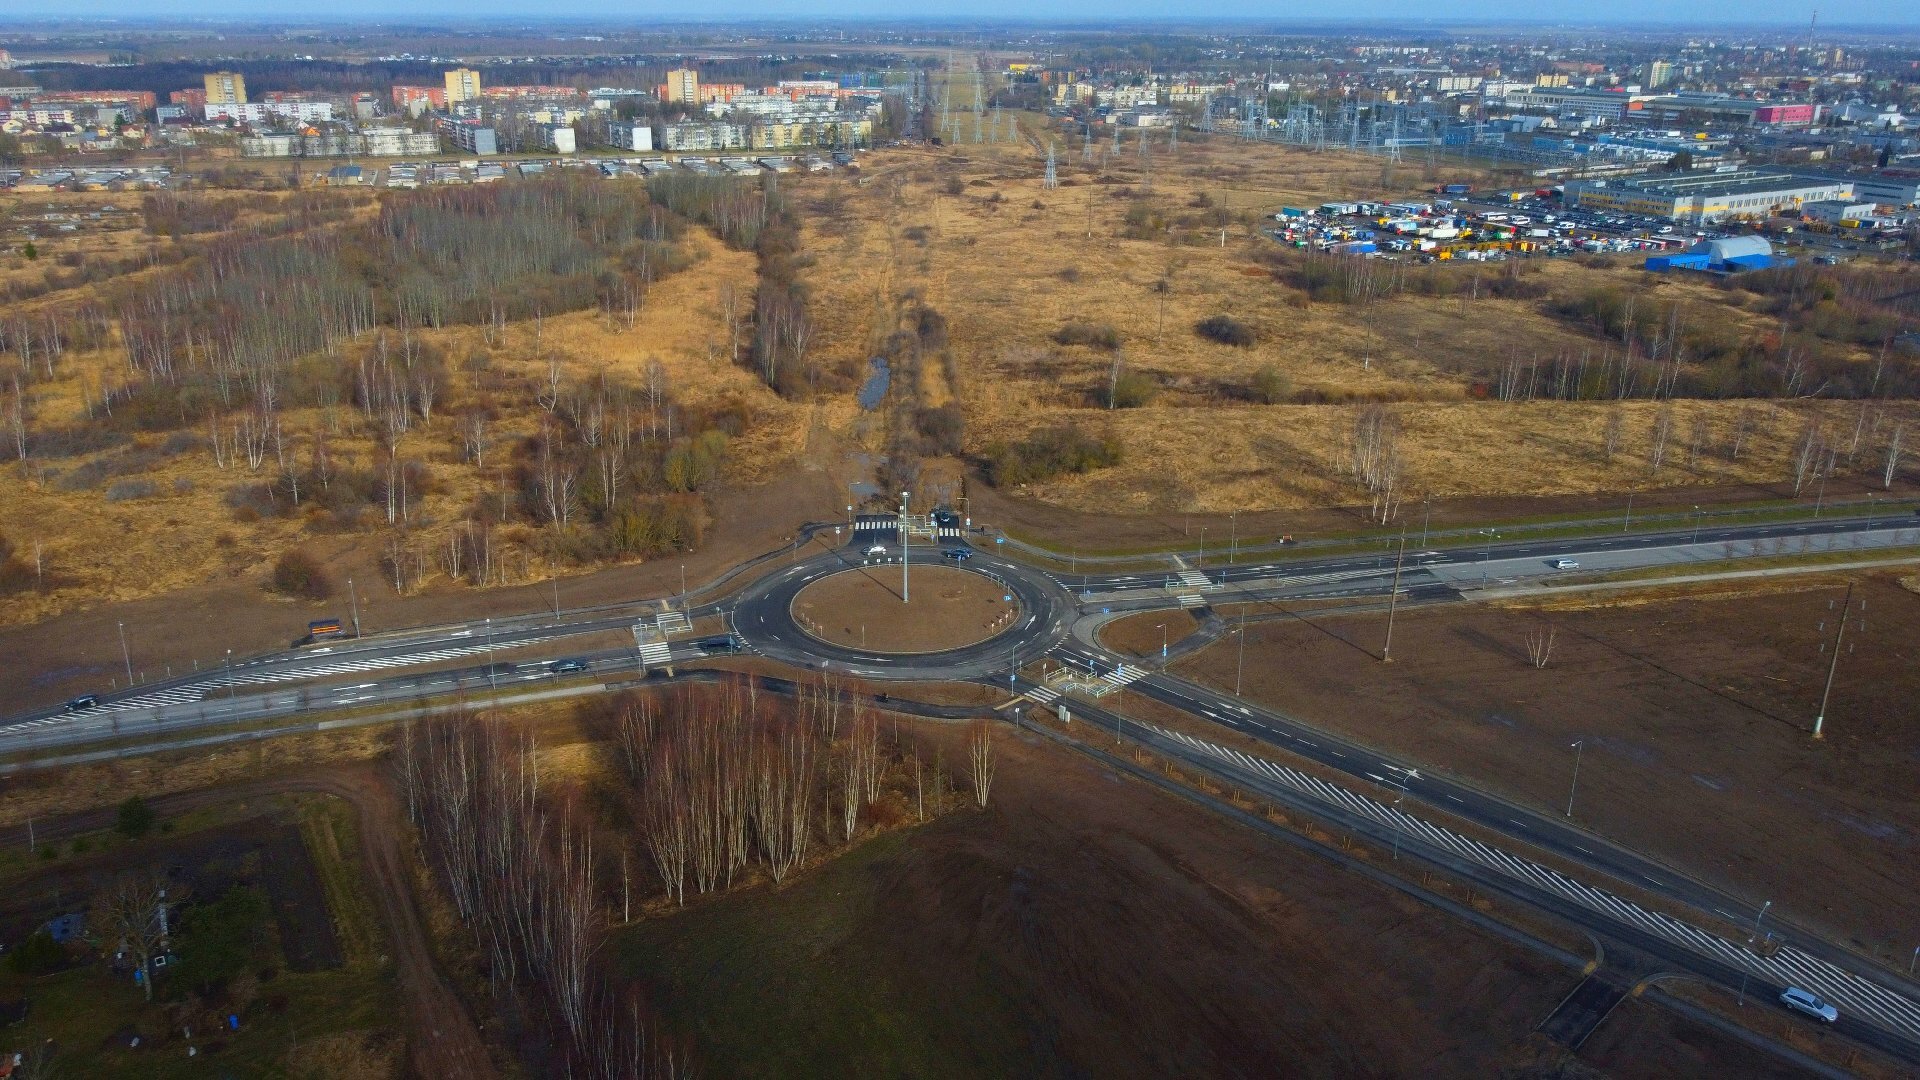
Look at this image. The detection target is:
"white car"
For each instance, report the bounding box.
[1553,558,1580,570]
[865,544,888,557]
[1779,987,1838,1023]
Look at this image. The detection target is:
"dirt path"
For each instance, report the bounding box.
[38,764,497,1079]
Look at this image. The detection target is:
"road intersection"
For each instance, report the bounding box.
[5,507,1919,1066]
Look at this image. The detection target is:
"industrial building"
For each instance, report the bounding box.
[1645,236,1785,273]
[1565,169,1853,223]
[1640,94,1818,127]
[1800,200,1879,225]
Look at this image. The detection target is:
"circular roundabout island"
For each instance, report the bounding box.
[791,563,1019,654]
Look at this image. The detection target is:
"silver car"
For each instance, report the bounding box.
[1779,987,1838,1023]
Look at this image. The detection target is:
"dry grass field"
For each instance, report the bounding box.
[799,124,1914,515]
[2,127,1914,630]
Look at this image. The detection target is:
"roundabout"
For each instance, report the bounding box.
[791,563,1019,653]
[729,538,1075,680]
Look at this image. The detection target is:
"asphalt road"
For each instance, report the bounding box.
[5,508,1919,1066]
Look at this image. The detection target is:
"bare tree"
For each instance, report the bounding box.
[1886,423,1906,491]
[1602,407,1625,461]
[1792,417,1824,495]
[967,721,996,809]
[1524,626,1557,669]
[90,870,178,1002]
[1647,402,1675,475]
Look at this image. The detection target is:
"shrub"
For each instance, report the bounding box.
[914,403,966,456]
[1053,321,1121,350]
[1250,365,1291,404]
[6,931,64,975]
[1108,370,1158,409]
[105,478,159,502]
[985,425,1123,487]
[270,550,333,600]
[1195,314,1257,347]
[116,796,155,839]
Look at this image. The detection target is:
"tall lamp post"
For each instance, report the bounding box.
[1235,610,1248,696]
[118,621,134,685]
[1565,739,1585,818]
[900,490,910,604]
[347,577,362,638]
[1813,581,1854,739]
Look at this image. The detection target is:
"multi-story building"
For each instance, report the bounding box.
[1644,60,1677,89]
[664,67,699,104]
[391,85,448,113]
[533,124,576,153]
[205,101,335,124]
[1565,168,1853,223]
[204,71,246,105]
[445,68,482,105]
[605,120,654,152]
[659,120,748,151]
[439,117,498,155]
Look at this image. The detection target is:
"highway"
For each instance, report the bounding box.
[4,506,1918,1067]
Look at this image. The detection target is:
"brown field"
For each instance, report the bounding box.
[1172,570,1920,969]
[796,128,1914,521]
[614,718,1810,1078]
[3,125,1915,691]
[791,560,1015,652]
[1099,607,1200,658]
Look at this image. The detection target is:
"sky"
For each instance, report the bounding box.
[5,1,1918,30]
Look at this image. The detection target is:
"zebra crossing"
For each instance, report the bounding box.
[1089,662,1149,697]
[1150,724,1920,1043]
[1177,569,1219,590]
[656,610,692,636]
[637,640,675,668]
[1025,685,1060,704]
[1176,594,1208,609]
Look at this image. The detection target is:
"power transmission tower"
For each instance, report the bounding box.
[972,71,983,143]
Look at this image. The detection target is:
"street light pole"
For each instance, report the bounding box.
[1751,900,1772,944]
[1235,610,1247,696]
[680,563,687,605]
[225,648,235,701]
[1383,529,1407,663]
[1481,530,1497,586]
[485,617,496,690]
[1623,492,1634,534]
[1197,527,1206,569]
[347,578,361,638]
[118,621,133,685]
[1159,622,1167,662]
[1691,504,1702,547]
[1229,511,1237,565]
[1813,581,1853,739]
[1565,739,1584,817]
[901,491,910,604]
